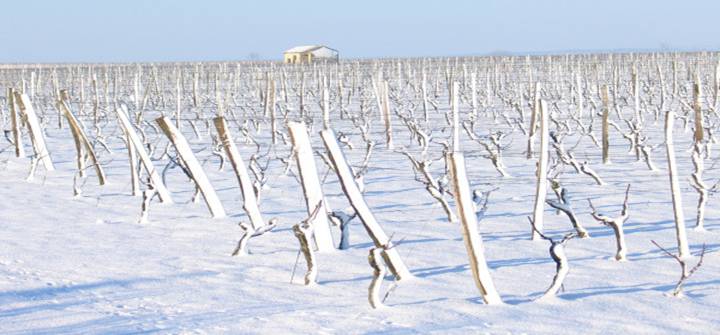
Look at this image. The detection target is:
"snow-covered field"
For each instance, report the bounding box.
[0,55,718,334]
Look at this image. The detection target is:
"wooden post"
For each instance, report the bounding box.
[381,80,393,149]
[8,88,25,158]
[15,93,54,171]
[156,116,225,218]
[527,82,540,158]
[214,117,266,229]
[451,81,460,151]
[288,122,335,252]
[601,85,611,164]
[693,72,704,143]
[448,152,503,305]
[320,129,411,280]
[665,110,690,258]
[116,106,173,203]
[56,99,106,185]
[531,100,549,240]
[322,76,330,129]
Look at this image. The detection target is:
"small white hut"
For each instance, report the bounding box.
[283,45,339,64]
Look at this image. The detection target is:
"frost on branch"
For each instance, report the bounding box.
[368,246,387,309]
[651,240,706,297]
[546,186,590,238]
[588,184,631,261]
[292,201,323,285]
[528,217,576,299]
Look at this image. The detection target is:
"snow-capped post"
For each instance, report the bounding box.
[448,152,502,305]
[368,246,387,309]
[664,110,690,258]
[601,84,611,164]
[526,82,540,158]
[8,88,24,158]
[320,129,412,281]
[292,201,322,286]
[116,106,173,203]
[15,92,54,172]
[288,121,335,252]
[56,98,106,186]
[451,81,460,152]
[213,116,266,229]
[531,99,549,240]
[156,116,226,218]
[650,240,706,297]
[588,184,631,261]
[528,217,576,299]
[381,80,393,149]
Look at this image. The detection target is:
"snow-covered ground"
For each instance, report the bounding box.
[0,58,718,334]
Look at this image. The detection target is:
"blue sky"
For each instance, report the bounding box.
[1,0,718,62]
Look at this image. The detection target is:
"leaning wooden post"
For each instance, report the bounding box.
[156,116,226,218]
[8,88,25,158]
[665,109,690,259]
[320,129,411,280]
[288,122,335,252]
[601,84,611,164]
[448,152,503,305]
[15,92,54,171]
[116,107,172,202]
[531,100,549,240]
[213,117,266,229]
[56,99,106,185]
